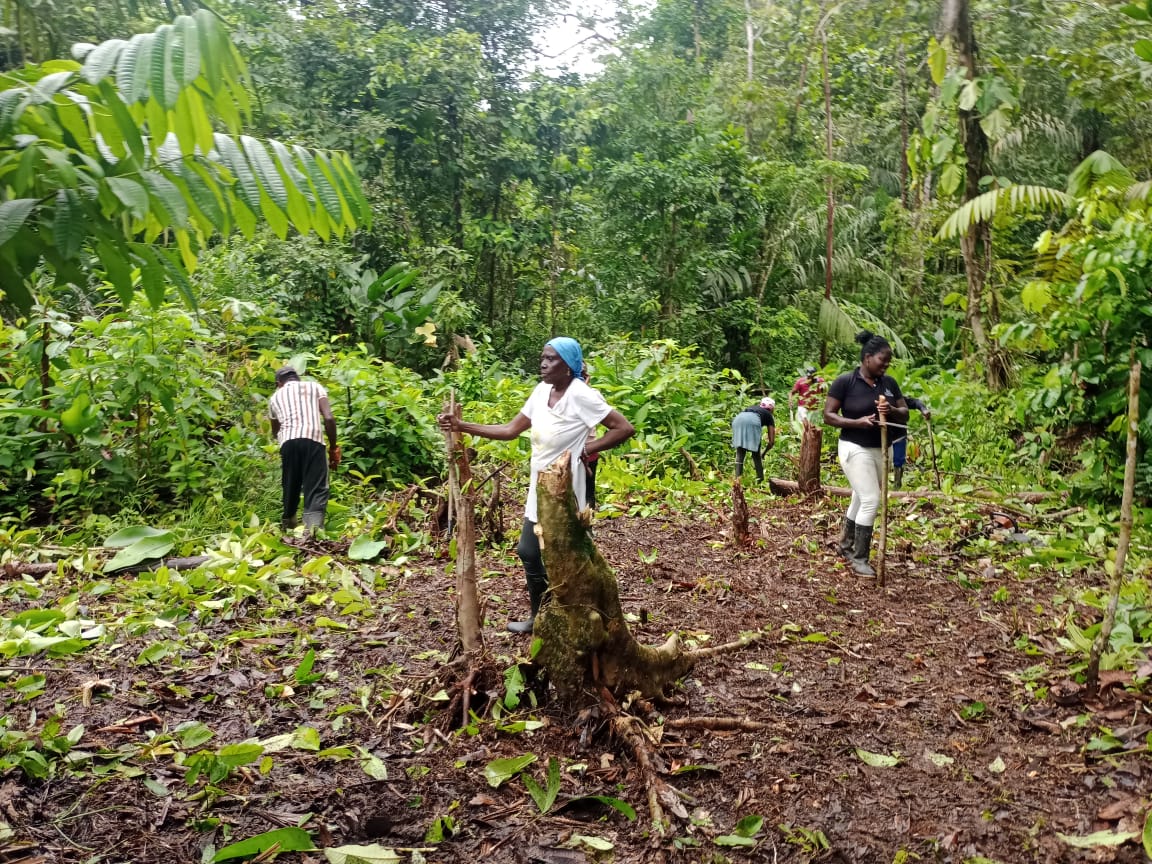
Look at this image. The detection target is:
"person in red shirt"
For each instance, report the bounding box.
[790,366,826,427]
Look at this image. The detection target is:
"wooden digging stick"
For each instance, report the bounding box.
[926,415,941,491]
[877,396,889,587]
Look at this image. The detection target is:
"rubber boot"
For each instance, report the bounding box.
[281,515,298,531]
[849,524,876,577]
[507,579,546,633]
[302,511,324,536]
[894,466,904,490]
[837,518,856,558]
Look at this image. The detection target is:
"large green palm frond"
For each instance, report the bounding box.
[935,185,1073,241]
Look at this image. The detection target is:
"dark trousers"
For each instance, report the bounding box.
[280,439,328,525]
[516,518,548,595]
[735,447,763,481]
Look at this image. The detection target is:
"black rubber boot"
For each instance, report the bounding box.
[302,511,324,536]
[894,466,904,490]
[849,524,876,577]
[838,518,856,558]
[507,578,546,633]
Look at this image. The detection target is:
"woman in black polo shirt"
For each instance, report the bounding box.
[822,331,909,576]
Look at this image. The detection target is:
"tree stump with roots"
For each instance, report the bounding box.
[532,456,760,701]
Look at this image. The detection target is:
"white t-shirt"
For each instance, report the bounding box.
[519,379,612,522]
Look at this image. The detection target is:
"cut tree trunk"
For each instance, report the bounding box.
[797,423,823,493]
[732,479,750,544]
[533,457,760,700]
[443,397,483,656]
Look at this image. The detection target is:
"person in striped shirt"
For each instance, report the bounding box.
[270,366,340,532]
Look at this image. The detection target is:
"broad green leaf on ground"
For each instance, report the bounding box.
[483,754,537,787]
[348,534,387,561]
[1143,807,1152,858]
[924,750,954,768]
[360,750,388,780]
[103,525,171,547]
[291,726,321,751]
[855,748,901,768]
[563,835,614,852]
[216,743,264,767]
[103,532,174,571]
[523,757,561,813]
[1056,830,1138,848]
[212,827,315,861]
[323,844,401,864]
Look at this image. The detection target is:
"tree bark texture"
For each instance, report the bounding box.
[732,479,750,544]
[443,398,483,656]
[797,423,823,494]
[940,0,1009,390]
[533,458,759,700]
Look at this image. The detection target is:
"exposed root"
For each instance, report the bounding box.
[666,716,776,731]
[612,713,667,837]
[684,630,764,662]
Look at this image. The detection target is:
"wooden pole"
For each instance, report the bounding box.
[926,415,942,491]
[442,389,483,655]
[877,396,889,587]
[1085,349,1140,696]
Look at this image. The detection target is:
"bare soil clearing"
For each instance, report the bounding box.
[3,494,1149,864]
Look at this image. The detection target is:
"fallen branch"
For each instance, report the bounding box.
[683,630,763,662]
[97,712,162,734]
[3,555,210,578]
[665,716,775,731]
[679,447,702,480]
[768,478,1061,503]
[384,484,419,532]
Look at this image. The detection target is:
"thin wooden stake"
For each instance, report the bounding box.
[1085,349,1141,696]
[877,396,889,587]
[926,415,941,491]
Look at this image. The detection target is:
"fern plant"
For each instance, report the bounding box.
[0,10,370,311]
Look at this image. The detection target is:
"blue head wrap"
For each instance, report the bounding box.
[546,337,584,379]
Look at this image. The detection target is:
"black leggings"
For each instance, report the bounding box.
[735,447,763,481]
[515,518,548,594]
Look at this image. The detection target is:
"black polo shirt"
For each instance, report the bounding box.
[828,368,904,448]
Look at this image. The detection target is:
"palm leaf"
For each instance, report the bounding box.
[936,185,1071,241]
[819,296,910,359]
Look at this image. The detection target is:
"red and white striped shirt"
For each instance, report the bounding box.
[269,380,329,445]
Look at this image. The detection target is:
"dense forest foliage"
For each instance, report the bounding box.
[1,0,1150,526]
[2,2,1152,861]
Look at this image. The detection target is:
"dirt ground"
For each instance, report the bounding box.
[2,492,1150,864]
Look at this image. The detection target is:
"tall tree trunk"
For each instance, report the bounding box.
[693,0,702,61]
[819,29,834,367]
[745,0,755,83]
[898,40,909,210]
[940,0,1008,390]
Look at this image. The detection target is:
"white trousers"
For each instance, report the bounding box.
[838,439,887,528]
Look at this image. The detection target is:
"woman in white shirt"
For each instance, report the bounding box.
[439,338,635,632]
